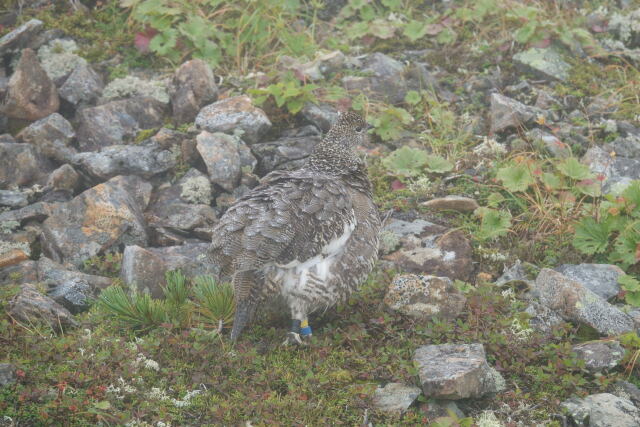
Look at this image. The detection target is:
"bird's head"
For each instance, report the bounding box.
[309,111,371,174]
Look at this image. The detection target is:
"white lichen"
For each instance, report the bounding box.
[37,39,87,81]
[510,318,534,341]
[473,136,507,157]
[102,76,169,104]
[609,9,640,47]
[180,175,212,205]
[0,240,30,257]
[476,411,504,427]
[0,220,20,234]
[378,230,401,255]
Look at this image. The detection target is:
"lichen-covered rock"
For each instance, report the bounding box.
[72,142,176,181]
[554,264,624,300]
[0,190,29,208]
[382,219,473,281]
[40,175,151,267]
[16,112,77,163]
[385,274,466,320]
[422,196,479,212]
[251,126,321,174]
[342,52,408,104]
[561,393,640,427]
[572,341,625,372]
[102,75,169,104]
[490,93,545,134]
[2,48,59,120]
[0,363,17,387]
[121,243,216,298]
[8,283,78,332]
[0,19,43,56]
[413,343,505,399]
[46,164,80,192]
[196,131,256,191]
[300,103,339,133]
[171,59,218,124]
[47,277,93,314]
[526,128,571,158]
[583,145,640,193]
[37,39,87,83]
[372,383,421,413]
[609,9,640,48]
[76,97,167,151]
[533,269,635,335]
[525,301,565,335]
[513,47,571,81]
[179,169,212,205]
[58,61,104,106]
[195,95,271,144]
[608,381,640,409]
[0,142,49,188]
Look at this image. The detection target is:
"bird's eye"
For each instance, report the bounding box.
[355,126,363,133]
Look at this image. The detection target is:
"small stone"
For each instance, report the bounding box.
[47,277,93,314]
[0,363,17,387]
[561,393,640,427]
[420,400,465,420]
[195,95,271,144]
[0,19,43,56]
[342,52,408,104]
[300,103,339,133]
[534,269,635,335]
[422,196,479,212]
[413,343,505,400]
[251,126,321,174]
[490,93,545,134]
[385,274,466,320]
[554,264,624,300]
[72,142,176,181]
[372,383,421,413]
[0,201,56,224]
[46,164,80,192]
[196,131,256,191]
[526,128,571,158]
[2,48,59,120]
[0,190,29,208]
[8,283,78,332]
[605,134,640,159]
[572,341,625,372]
[513,47,571,81]
[58,61,104,106]
[171,58,219,124]
[121,243,216,298]
[0,142,49,188]
[40,175,151,267]
[76,97,167,151]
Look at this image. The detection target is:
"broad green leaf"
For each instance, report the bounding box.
[610,224,640,268]
[94,401,111,410]
[573,217,611,255]
[346,22,369,39]
[382,146,429,177]
[626,291,640,307]
[496,163,534,192]
[621,181,640,217]
[541,172,563,190]
[436,28,456,44]
[370,19,396,39]
[556,157,592,180]
[619,274,640,292]
[425,155,453,173]
[403,20,429,42]
[404,90,422,106]
[515,21,537,44]
[476,207,511,241]
[486,192,505,208]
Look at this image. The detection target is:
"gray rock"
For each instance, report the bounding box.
[609,381,640,408]
[8,283,78,331]
[413,343,505,399]
[300,103,339,133]
[16,112,77,163]
[372,383,421,413]
[583,145,640,193]
[533,269,635,335]
[46,164,80,192]
[554,264,624,300]
[196,131,256,191]
[121,243,216,298]
[422,196,479,212]
[513,47,571,81]
[525,301,565,335]
[490,93,545,134]
[0,19,43,56]
[561,393,640,427]
[37,39,87,84]
[171,58,218,125]
[0,142,48,188]
[195,95,271,144]
[606,134,640,159]
[572,340,625,372]
[496,260,536,289]
[2,48,59,121]
[101,76,168,104]
[72,142,176,181]
[0,363,17,387]
[384,274,466,320]
[526,128,571,158]
[421,400,466,420]
[58,61,104,106]
[382,219,473,281]
[609,9,640,48]
[0,190,29,208]
[76,97,167,151]
[0,201,56,224]
[40,175,151,267]
[342,52,408,105]
[47,277,93,314]
[251,126,321,174]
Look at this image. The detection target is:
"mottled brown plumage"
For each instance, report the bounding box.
[207,111,380,342]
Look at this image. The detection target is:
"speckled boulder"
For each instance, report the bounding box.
[195,95,271,144]
[58,62,104,106]
[40,175,152,267]
[0,142,49,188]
[171,58,218,124]
[0,19,43,56]
[561,393,640,427]
[8,283,78,332]
[490,93,545,134]
[251,125,321,174]
[196,131,257,191]
[385,274,466,320]
[372,383,421,413]
[572,341,625,372]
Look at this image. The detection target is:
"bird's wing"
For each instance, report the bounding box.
[208,171,355,278]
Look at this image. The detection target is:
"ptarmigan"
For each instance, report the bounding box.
[208,111,380,343]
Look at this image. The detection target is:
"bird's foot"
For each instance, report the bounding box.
[283,331,306,346]
[283,319,312,346]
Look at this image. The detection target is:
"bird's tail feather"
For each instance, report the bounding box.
[230,301,256,341]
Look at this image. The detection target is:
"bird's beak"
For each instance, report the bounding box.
[366,123,375,131]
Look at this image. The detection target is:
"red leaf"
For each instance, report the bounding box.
[591,24,607,33]
[533,38,552,48]
[391,180,406,191]
[134,28,157,53]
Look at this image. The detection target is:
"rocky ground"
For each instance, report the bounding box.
[1,0,640,425]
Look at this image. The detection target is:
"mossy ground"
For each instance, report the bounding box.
[2,0,640,425]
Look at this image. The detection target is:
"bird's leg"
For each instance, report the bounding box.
[283,316,312,346]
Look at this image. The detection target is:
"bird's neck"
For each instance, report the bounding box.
[308,138,360,175]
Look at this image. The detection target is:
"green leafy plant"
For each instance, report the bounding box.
[249,76,319,114]
[618,274,640,306]
[381,146,452,178]
[476,207,512,241]
[369,107,413,141]
[193,275,235,328]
